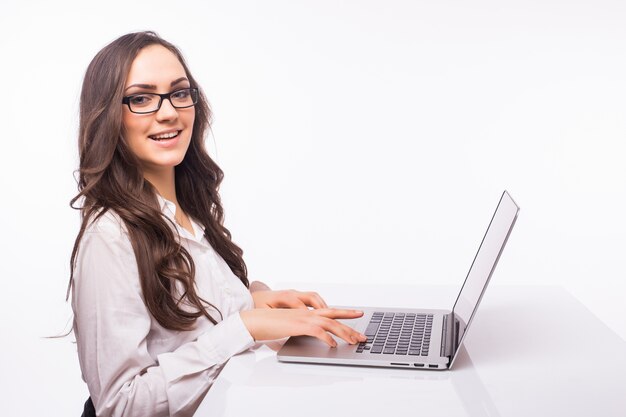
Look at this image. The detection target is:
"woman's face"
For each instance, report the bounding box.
[122,44,195,176]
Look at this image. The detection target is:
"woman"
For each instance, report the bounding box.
[70,31,366,417]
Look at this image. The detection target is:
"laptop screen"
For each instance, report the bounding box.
[450,191,519,361]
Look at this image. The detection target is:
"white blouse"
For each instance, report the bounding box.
[72,196,255,417]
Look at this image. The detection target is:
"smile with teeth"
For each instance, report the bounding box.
[149,130,180,141]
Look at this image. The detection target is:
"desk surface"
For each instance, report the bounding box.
[196,285,626,417]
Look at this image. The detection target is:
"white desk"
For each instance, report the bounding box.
[195,285,626,417]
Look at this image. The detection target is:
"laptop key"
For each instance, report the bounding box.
[365,324,380,336]
[383,348,396,354]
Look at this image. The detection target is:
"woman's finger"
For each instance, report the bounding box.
[299,291,328,309]
[278,296,309,310]
[279,291,326,310]
[313,308,364,320]
[315,316,367,345]
[307,325,337,347]
[318,309,368,344]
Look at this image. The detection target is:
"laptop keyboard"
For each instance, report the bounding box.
[356,312,433,356]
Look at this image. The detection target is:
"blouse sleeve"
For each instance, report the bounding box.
[72,215,254,417]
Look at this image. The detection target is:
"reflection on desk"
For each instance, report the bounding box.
[195,286,626,417]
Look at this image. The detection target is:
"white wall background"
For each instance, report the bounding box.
[0,0,624,415]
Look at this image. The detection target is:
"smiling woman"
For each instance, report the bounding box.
[69,31,366,417]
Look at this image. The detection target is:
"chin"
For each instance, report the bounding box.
[162,156,187,167]
[141,154,187,171]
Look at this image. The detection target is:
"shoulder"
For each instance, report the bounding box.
[73,209,139,291]
[76,209,135,258]
[84,209,129,241]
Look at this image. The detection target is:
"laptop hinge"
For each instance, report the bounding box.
[441,312,455,358]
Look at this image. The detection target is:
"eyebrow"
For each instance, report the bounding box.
[124,77,189,92]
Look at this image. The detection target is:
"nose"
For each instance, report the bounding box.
[155,97,178,122]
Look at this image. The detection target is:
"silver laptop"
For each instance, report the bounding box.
[277,191,519,370]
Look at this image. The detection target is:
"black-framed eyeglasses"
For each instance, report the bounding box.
[122,88,199,114]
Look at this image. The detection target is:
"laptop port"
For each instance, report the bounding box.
[428,364,438,368]
[413,363,424,367]
[391,363,409,366]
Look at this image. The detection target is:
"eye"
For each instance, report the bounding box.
[129,94,154,106]
[171,89,191,100]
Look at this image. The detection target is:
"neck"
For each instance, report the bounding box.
[144,167,178,204]
[142,166,194,235]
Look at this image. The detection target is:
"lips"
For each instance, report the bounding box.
[149,130,181,141]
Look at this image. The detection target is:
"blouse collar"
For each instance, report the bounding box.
[156,194,206,243]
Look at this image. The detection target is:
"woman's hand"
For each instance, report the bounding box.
[251,289,328,310]
[239,308,367,347]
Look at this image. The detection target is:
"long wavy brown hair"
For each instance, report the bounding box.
[69,31,249,331]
